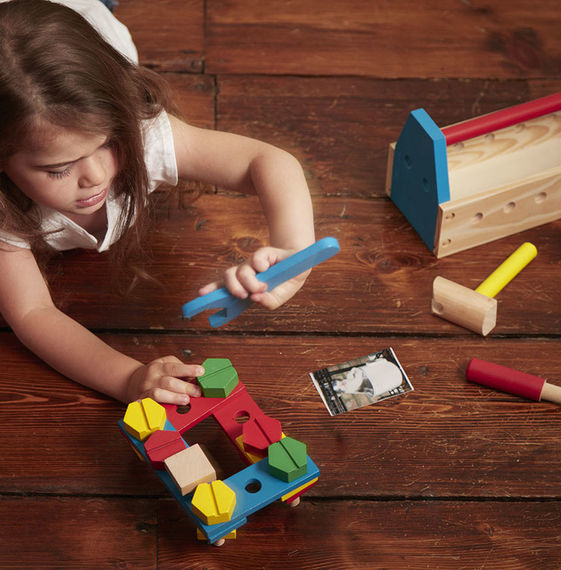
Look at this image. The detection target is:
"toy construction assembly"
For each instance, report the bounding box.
[119,358,319,546]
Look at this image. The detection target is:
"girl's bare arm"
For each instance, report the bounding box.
[169,115,316,309]
[0,245,203,403]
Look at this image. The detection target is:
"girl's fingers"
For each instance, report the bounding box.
[156,355,182,365]
[145,387,193,406]
[223,266,250,298]
[141,377,201,405]
[198,281,219,296]
[161,361,204,380]
[196,246,298,302]
[250,247,283,273]
[235,263,268,294]
[162,375,201,397]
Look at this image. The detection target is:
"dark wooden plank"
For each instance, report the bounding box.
[216,76,561,198]
[2,3,561,566]
[158,499,561,568]
[0,497,157,568]
[3,496,558,567]
[116,0,204,72]
[28,194,561,335]
[164,73,216,128]
[206,0,561,79]
[4,79,561,333]
[2,333,561,498]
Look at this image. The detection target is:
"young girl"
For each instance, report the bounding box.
[0,0,315,405]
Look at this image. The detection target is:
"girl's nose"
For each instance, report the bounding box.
[78,155,106,188]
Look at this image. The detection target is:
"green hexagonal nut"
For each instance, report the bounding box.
[267,436,308,482]
[197,358,239,398]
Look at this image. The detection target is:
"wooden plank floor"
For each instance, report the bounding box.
[2,1,561,567]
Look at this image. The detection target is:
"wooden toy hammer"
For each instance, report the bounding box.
[431,242,537,336]
[466,358,561,405]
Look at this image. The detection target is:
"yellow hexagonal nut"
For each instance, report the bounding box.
[123,397,167,441]
[191,480,237,525]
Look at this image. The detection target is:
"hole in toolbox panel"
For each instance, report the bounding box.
[535,192,547,203]
[503,201,516,213]
[181,416,249,480]
[404,154,412,169]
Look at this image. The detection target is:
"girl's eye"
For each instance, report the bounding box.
[47,167,72,179]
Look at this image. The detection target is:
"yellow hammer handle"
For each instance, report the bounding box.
[475,242,537,298]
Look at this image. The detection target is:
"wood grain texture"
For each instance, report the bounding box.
[205,0,561,79]
[116,0,204,72]
[3,333,561,499]
[21,194,560,335]
[2,497,559,567]
[215,76,561,198]
[2,1,561,567]
[158,500,561,568]
[0,497,157,568]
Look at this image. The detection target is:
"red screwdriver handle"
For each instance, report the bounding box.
[466,358,545,401]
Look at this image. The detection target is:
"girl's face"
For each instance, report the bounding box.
[1,123,118,219]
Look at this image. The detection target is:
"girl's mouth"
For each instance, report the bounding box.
[76,187,108,208]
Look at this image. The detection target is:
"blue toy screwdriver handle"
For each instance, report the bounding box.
[182,288,232,319]
[253,236,340,290]
[182,237,340,327]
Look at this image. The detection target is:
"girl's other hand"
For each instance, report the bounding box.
[198,246,311,311]
[127,356,204,404]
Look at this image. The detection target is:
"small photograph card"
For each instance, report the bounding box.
[309,347,413,416]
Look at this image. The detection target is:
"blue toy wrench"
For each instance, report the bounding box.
[182,236,340,327]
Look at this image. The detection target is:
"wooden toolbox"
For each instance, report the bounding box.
[386,93,561,257]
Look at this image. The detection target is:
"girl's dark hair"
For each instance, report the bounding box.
[0,0,174,281]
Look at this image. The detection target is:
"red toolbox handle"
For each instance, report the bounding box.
[442,92,561,146]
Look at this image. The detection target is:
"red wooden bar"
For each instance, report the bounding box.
[442,92,561,145]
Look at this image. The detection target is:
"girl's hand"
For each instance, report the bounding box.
[198,246,311,311]
[126,356,204,404]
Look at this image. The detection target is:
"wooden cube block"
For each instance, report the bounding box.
[164,444,216,496]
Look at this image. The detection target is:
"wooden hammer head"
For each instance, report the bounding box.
[431,276,497,336]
